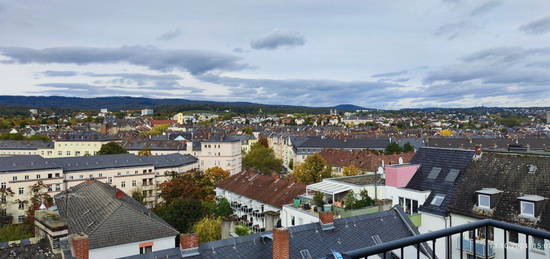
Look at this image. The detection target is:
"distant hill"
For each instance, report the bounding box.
[0,95,370,114]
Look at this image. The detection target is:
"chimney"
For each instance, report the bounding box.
[85,179,94,184]
[319,211,334,225]
[474,144,483,159]
[180,233,199,250]
[70,233,89,259]
[272,228,290,259]
[115,189,125,199]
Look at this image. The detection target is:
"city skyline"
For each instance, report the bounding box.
[1,0,550,108]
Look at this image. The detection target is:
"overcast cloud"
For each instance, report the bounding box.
[0,0,549,108]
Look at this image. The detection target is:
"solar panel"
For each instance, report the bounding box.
[427,167,441,179]
[444,169,460,182]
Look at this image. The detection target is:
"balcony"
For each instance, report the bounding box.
[459,238,495,258]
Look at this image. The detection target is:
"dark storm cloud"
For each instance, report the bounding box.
[250,30,305,50]
[0,45,249,75]
[519,15,550,35]
[157,29,183,41]
[40,70,78,77]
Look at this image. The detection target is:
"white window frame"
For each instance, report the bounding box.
[520,201,535,218]
[478,194,491,209]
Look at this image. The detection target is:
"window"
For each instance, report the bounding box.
[478,226,494,241]
[48,173,53,178]
[431,194,445,206]
[132,180,137,187]
[55,173,60,178]
[18,215,25,223]
[121,181,126,187]
[18,187,24,195]
[1,182,5,189]
[36,174,41,179]
[66,151,71,156]
[445,169,460,182]
[24,175,29,180]
[478,194,491,209]
[12,176,17,181]
[55,184,61,191]
[427,167,441,179]
[533,236,545,251]
[508,230,519,243]
[18,201,25,210]
[412,200,419,214]
[108,177,113,183]
[139,246,152,254]
[521,201,535,217]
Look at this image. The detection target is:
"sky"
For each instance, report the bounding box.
[1,0,550,109]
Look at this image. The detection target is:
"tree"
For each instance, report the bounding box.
[403,142,414,153]
[292,154,332,184]
[258,136,269,147]
[241,127,253,136]
[25,181,54,225]
[204,167,230,185]
[131,188,145,205]
[0,224,32,242]
[193,216,221,242]
[313,191,325,208]
[138,146,152,156]
[159,174,209,204]
[384,142,403,155]
[155,198,207,233]
[342,165,360,176]
[235,225,250,236]
[0,187,14,214]
[215,198,233,217]
[438,129,454,136]
[242,142,283,174]
[97,142,128,155]
[343,191,357,210]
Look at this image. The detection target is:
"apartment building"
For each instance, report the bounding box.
[0,153,198,224]
[0,137,120,157]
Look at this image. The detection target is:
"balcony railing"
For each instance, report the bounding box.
[339,219,550,259]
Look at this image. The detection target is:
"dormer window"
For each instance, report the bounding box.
[431,194,445,206]
[520,201,535,218]
[478,194,491,209]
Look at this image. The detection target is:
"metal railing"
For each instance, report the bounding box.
[340,219,550,259]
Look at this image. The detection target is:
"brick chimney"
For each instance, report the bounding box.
[272,228,290,259]
[70,233,89,259]
[180,233,199,250]
[474,144,483,160]
[319,211,334,225]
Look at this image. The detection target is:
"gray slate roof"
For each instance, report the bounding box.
[0,155,61,173]
[47,154,151,172]
[139,153,198,169]
[293,136,390,150]
[0,140,54,150]
[121,206,431,259]
[54,180,179,249]
[406,147,475,216]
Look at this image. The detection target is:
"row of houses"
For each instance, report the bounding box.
[0,153,198,224]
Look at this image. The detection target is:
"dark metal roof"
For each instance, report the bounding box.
[294,136,390,150]
[0,155,61,173]
[54,180,179,249]
[0,140,54,150]
[47,154,150,172]
[406,147,475,216]
[138,153,198,169]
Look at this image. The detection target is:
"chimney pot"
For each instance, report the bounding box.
[115,189,125,199]
[272,228,290,259]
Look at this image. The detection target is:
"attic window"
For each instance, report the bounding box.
[427,167,442,179]
[477,194,491,209]
[431,194,445,206]
[520,201,535,218]
[444,169,460,182]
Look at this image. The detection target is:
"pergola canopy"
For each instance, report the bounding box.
[306,181,351,195]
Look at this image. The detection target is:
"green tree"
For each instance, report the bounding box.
[241,127,253,135]
[292,154,332,184]
[97,142,128,155]
[0,224,32,242]
[131,188,145,205]
[235,225,250,236]
[138,146,152,156]
[215,198,233,217]
[343,191,357,210]
[384,142,403,155]
[159,174,210,204]
[403,142,414,153]
[313,191,325,208]
[155,198,207,233]
[25,181,54,225]
[193,216,221,242]
[242,142,283,174]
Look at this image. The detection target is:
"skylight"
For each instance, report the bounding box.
[427,167,441,179]
[431,194,445,206]
[444,169,460,182]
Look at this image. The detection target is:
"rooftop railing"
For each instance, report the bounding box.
[339,219,550,259]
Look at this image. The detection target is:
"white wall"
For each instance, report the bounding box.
[280,205,319,228]
[90,236,176,259]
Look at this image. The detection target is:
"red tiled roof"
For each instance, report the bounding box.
[216,171,306,208]
[318,149,415,171]
[151,120,177,126]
